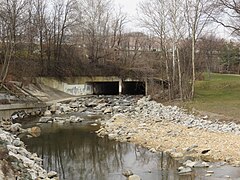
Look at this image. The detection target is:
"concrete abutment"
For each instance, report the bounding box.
[37,76,148,96]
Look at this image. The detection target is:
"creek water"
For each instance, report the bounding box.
[20,116,240,180]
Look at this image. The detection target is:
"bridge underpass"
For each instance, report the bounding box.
[122,81,146,95]
[37,77,148,96]
[90,81,146,95]
[92,82,119,95]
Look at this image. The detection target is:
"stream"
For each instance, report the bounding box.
[19,115,240,180]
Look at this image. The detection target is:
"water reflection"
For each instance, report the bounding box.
[22,124,194,180]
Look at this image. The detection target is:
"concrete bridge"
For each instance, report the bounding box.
[37,76,147,96]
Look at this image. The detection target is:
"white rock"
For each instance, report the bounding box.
[44,110,52,116]
[170,152,184,158]
[128,174,141,180]
[10,123,22,132]
[178,167,192,174]
[122,170,133,177]
[183,160,197,168]
[70,102,79,108]
[104,107,112,114]
[149,148,157,153]
[50,104,57,112]
[55,110,61,115]
[61,105,71,112]
[193,162,210,168]
[48,171,58,178]
[91,123,98,126]
[39,117,53,123]
[11,114,18,120]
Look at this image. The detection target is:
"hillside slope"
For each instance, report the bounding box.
[186,73,240,122]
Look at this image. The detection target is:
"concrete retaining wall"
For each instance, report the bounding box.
[64,84,93,95]
[37,77,121,96]
[0,103,46,120]
[37,76,147,96]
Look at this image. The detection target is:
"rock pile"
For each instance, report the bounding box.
[45,95,240,134]
[94,96,240,165]
[0,128,58,179]
[98,96,240,135]
[40,95,142,124]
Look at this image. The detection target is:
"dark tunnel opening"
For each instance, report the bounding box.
[92,82,119,95]
[122,81,146,95]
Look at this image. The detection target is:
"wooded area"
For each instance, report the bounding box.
[0,0,240,101]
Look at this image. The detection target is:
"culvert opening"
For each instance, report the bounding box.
[92,82,119,95]
[122,81,146,95]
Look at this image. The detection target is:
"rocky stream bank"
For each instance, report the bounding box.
[37,95,240,178]
[2,95,240,179]
[0,118,58,179]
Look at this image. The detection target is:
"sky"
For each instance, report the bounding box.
[115,0,140,16]
[115,0,141,31]
[114,0,233,39]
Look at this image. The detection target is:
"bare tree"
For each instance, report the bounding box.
[24,0,35,56]
[0,0,27,85]
[110,7,127,49]
[168,0,186,100]
[52,0,77,61]
[32,0,47,73]
[210,0,240,35]
[76,0,113,64]
[138,0,173,100]
[184,0,213,99]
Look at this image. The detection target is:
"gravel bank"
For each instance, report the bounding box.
[94,96,240,166]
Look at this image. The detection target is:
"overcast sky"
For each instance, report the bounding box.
[115,0,141,31]
[114,0,233,39]
[115,0,140,16]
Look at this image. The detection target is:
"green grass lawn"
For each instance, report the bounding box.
[186,73,240,120]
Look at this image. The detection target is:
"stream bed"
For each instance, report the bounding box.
[19,115,240,180]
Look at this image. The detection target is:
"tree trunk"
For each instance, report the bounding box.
[177,47,183,100]
[191,33,196,99]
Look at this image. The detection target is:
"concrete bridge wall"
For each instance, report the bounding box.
[37,77,147,96]
[0,103,46,120]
